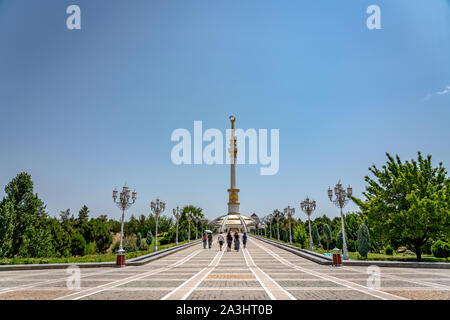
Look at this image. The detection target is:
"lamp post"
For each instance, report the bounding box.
[112,185,137,266]
[151,197,166,252]
[328,181,352,260]
[173,206,181,246]
[193,215,200,240]
[267,214,273,238]
[300,197,316,251]
[186,210,192,243]
[202,218,208,233]
[273,210,282,241]
[284,206,295,245]
[261,217,266,236]
[251,214,260,235]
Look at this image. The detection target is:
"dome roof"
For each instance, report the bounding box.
[211,214,256,232]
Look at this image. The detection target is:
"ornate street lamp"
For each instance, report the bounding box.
[273,210,282,241]
[193,215,201,240]
[266,214,273,238]
[284,206,295,245]
[172,206,181,246]
[260,216,266,236]
[201,218,208,233]
[151,197,166,252]
[251,213,260,235]
[300,197,316,251]
[185,210,192,243]
[113,185,137,266]
[328,181,352,260]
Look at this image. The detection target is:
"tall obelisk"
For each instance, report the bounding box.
[227,115,240,215]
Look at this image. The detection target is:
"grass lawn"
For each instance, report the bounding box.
[259,236,449,263]
[0,240,190,265]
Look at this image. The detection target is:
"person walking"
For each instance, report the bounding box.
[226,231,232,252]
[242,232,248,249]
[218,233,224,251]
[202,232,207,249]
[207,232,213,249]
[234,232,240,252]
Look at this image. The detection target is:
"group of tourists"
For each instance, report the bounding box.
[202,231,248,252]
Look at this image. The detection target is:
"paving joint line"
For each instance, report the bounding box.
[55,247,203,300]
[252,238,407,301]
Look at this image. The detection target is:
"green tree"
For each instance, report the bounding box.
[82,217,112,253]
[59,209,71,223]
[354,152,450,261]
[336,230,343,249]
[312,224,320,246]
[431,240,450,258]
[344,212,367,241]
[323,224,332,251]
[42,217,71,257]
[84,241,98,255]
[2,172,47,255]
[136,232,142,247]
[60,209,76,236]
[108,219,121,233]
[70,233,86,256]
[146,230,153,245]
[18,226,54,258]
[0,201,15,257]
[78,205,89,223]
[124,214,139,235]
[293,223,308,248]
[357,223,370,258]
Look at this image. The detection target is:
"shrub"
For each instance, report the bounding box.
[431,240,450,258]
[80,218,113,253]
[19,227,54,258]
[402,249,415,256]
[136,232,142,247]
[336,230,343,249]
[312,225,320,246]
[122,236,139,252]
[84,241,98,255]
[347,239,357,252]
[322,224,332,250]
[112,236,139,253]
[146,231,153,245]
[384,245,394,255]
[159,237,170,245]
[293,224,308,248]
[139,242,149,251]
[70,233,86,256]
[357,223,370,258]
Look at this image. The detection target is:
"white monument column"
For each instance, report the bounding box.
[227,115,240,215]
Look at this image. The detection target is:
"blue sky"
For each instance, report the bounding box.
[0,0,449,222]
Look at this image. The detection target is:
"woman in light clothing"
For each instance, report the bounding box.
[218,234,224,251]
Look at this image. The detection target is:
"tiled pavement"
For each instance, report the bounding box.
[0,236,449,300]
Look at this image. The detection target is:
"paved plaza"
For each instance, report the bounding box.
[0,236,449,300]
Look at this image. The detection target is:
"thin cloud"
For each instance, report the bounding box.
[423,85,450,101]
[436,86,450,95]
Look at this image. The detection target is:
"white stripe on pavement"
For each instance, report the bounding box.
[242,245,295,300]
[252,238,407,300]
[161,250,224,300]
[55,248,203,300]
